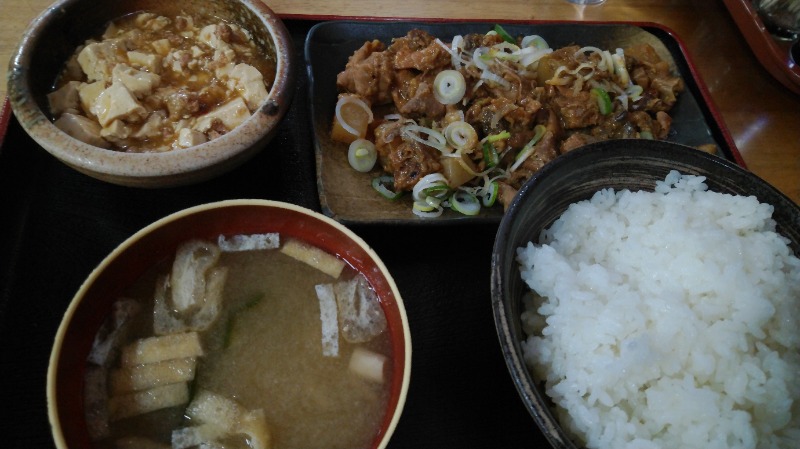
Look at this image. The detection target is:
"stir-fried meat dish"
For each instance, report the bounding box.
[332,27,686,216]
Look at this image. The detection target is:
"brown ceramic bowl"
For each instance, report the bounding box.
[491,139,800,448]
[7,0,294,188]
[48,200,411,448]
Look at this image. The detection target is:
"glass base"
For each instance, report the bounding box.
[564,0,607,4]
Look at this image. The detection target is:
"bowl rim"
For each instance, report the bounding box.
[490,139,800,449]
[7,0,295,180]
[47,199,412,449]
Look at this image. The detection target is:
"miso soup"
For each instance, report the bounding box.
[85,233,393,449]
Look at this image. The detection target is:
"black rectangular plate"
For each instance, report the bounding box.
[306,20,741,225]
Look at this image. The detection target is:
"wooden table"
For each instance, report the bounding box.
[2,0,798,204]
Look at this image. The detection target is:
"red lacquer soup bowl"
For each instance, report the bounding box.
[48,200,411,449]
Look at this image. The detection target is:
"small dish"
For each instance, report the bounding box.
[305,20,741,225]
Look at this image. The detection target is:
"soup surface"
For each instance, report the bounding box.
[85,234,392,449]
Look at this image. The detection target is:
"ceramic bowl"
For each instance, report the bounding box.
[490,139,800,448]
[48,200,411,449]
[7,0,294,188]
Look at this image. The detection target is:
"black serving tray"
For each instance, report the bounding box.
[0,18,737,449]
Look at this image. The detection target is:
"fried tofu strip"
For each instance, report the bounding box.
[120,332,203,367]
[110,357,197,394]
[108,382,189,421]
[315,284,340,357]
[217,233,280,252]
[280,238,345,279]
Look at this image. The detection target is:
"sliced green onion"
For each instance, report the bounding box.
[493,24,516,44]
[611,48,630,86]
[591,87,613,115]
[639,130,654,140]
[626,84,644,102]
[482,181,499,207]
[443,121,478,151]
[348,139,377,172]
[521,34,549,50]
[413,201,443,218]
[422,184,451,199]
[510,124,547,172]
[482,142,499,168]
[372,176,403,200]
[433,69,467,105]
[402,124,448,152]
[483,130,511,143]
[413,200,435,212]
[449,190,481,216]
[413,173,449,202]
[425,195,443,208]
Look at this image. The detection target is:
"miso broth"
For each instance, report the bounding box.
[85,235,393,449]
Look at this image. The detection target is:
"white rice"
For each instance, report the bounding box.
[516,170,800,449]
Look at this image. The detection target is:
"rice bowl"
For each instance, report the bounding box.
[516,170,800,448]
[490,139,800,449]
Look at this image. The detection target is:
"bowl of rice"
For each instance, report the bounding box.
[490,139,800,449]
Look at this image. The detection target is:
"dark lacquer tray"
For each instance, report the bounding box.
[1,18,737,449]
[306,20,743,225]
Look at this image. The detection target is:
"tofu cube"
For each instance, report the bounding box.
[230,63,267,111]
[91,83,147,126]
[47,81,82,116]
[78,40,124,82]
[112,63,161,98]
[78,81,107,116]
[127,51,162,74]
[193,97,250,132]
[151,39,171,56]
[132,112,165,139]
[54,113,109,148]
[178,128,207,148]
[100,119,132,141]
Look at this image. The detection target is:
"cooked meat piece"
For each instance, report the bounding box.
[374,120,405,172]
[388,139,442,191]
[462,32,504,52]
[655,111,672,139]
[336,40,394,105]
[392,70,446,119]
[390,29,450,72]
[561,132,598,152]
[536,45,581,85]
[508,129,559,187]
[497,181,519,211]
[551,86,601,130]
[625,44,684,110]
